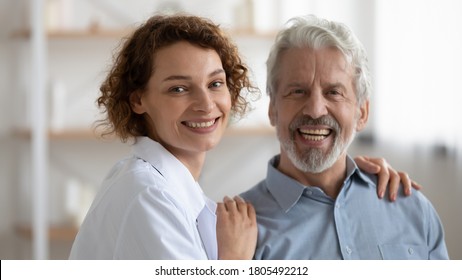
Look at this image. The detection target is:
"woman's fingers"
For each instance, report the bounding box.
[216,195,258,260]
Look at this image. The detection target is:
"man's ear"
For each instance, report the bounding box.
[268,98,277,127]
[356,99,369,131]
[130,90,146,115]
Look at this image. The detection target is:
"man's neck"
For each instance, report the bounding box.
[278,153,348,199]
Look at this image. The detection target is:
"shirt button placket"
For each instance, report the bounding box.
[335,202,353,259]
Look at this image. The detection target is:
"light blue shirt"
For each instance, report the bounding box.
[241,155,449,260]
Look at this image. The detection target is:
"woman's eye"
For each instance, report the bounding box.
[170,87,186,93]
[210,81,223,88]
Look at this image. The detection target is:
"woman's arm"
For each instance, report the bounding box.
[354,156,423,201]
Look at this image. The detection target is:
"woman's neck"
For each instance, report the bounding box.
[152,136,206,181]
[176,152,206,181]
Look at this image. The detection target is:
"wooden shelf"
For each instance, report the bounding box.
[12,126,275,140]
[15,224,78,241]
[225,125,275,136]
[11,28,133,39]
[11,27,276,40]
[228,28,277,39]
[12,128,102,140]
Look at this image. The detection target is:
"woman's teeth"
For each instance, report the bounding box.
[185,119,216,128]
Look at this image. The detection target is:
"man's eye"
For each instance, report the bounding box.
[327,90,341,95]
[291,89,306,95]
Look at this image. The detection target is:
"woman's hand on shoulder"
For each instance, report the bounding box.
[354,156,423,201]
[216,196,257,260]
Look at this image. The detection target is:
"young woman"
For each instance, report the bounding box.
[69,14,258,260]
[69,14,419,260]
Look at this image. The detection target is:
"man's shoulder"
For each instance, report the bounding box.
[354,167,379,187]
[354,168,430,207]
[241,178,285,216]
[241,179,270,203]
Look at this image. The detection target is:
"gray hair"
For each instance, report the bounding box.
[266,15,371,105]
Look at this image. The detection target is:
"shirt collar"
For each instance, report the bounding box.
[345,156,376,187]
[132,136,208,220]
[266,154,375,212]
[265,156,306,212]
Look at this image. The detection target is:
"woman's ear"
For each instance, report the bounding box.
[130,90,146,114]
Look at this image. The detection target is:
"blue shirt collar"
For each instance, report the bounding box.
[266,154,375,212]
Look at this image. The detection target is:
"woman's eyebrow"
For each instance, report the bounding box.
[209,68,225,77]
[163,75,191,82]
[162,69,225,82]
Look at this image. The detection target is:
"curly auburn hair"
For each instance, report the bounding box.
[97,14,257,142]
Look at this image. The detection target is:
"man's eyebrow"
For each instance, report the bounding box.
[286,82,305,87]
[324,82,347,89]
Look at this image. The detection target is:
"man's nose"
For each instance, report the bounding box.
[302,91,328,119]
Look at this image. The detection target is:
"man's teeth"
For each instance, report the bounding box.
[303,135,326,141]
[185,120,216,128]
[299,128,330,141]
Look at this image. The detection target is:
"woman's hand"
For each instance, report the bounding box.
[354,156,423,201]
[216,196,257,260]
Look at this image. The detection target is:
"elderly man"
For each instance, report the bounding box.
[241,15,448,260]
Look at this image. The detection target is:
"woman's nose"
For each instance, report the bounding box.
[193,90,215,113]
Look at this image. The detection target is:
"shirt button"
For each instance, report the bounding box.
[307,190,313,195]
[408,247,414,255]
[346,246,352,255]
[335,204,340,209]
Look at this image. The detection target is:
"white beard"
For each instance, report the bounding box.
[278,115,356,174]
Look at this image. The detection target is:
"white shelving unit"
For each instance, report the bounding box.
[29,0,49,260]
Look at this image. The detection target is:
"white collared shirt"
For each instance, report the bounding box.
[69,137,217,259]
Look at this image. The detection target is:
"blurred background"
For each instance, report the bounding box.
[0,0,461,259]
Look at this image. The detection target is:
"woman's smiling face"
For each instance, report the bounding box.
[131,41,231,159]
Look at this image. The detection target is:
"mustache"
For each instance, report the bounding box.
[289,115,341,132]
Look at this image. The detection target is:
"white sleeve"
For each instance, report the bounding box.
[113,186,207,259]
